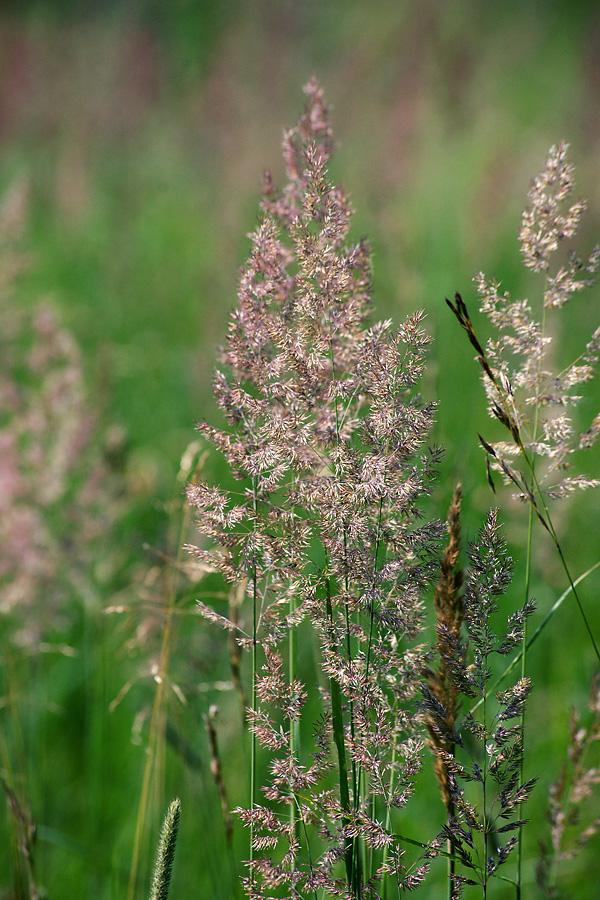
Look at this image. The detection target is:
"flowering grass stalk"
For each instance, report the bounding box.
[447,142,600,663]
[186,78,445,897]
[149,798,181,900]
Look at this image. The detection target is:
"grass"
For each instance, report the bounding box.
[2,3,600,898]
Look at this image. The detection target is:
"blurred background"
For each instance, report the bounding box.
[2,0,600,897]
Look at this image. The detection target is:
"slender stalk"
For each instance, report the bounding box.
[360,359,399,890]
[127,498,189,900]
[324,569,354,890]
[250,477,259,882]
[288,586,301,866]
[482,678,488,900]
[380,733,398,900]
[341,532,361,895]
[520,451,600,664]
[516,500,533,900]
[470,558,600,716]
[289,590,296,837]
[513,281,547,900]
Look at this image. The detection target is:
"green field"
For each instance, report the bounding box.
[2,2,600,897]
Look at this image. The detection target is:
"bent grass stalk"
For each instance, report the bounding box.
[447,292,600,668]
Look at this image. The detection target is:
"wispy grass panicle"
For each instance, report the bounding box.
[450,143,600,502]
[447,143,600,672]
[187,79,445,898]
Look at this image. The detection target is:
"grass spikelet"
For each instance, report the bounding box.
[149,798,181,900]
[425,483,464,811]
[424,484,464,897]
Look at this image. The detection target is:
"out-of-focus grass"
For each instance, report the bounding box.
[2,1,600,897]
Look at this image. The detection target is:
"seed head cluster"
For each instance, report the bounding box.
[473,143,600,500]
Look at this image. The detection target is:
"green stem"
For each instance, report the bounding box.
[326,572,354,889]
[326,303,361,896]
[250,478,259,880]
[341,533,361,893]
[381,735,398,900]
[516,499,533,900]
[482,671,488,900]
[469,559,600,716]
[516,447,600,664]
[447,765,456,900]
[289,592,298,856]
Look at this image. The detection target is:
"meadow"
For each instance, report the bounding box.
[2,2,600,898]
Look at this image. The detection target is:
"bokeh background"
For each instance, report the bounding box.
[2,0,600,897]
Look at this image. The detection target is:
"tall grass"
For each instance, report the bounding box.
[3,75,600,900]
[183,81,600,898]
